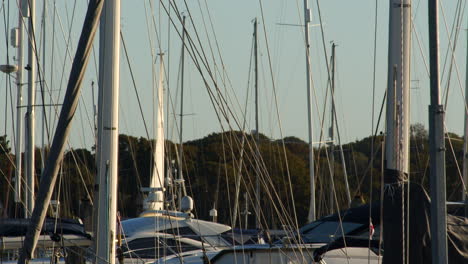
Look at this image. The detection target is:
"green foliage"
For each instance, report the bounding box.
[0,135,12,216]
[1,124,465,229]
[0,135,11,154]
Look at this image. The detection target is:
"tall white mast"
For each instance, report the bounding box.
[154,53,165,210]
[14,1,25,212]
[303,0,315,222]
[95,0,120,263]
[143,54,165,211]
[383,1,412,264]
[25,0,36,218]
[385,0,411,176]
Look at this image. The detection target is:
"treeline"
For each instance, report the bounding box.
[0,124,465,227]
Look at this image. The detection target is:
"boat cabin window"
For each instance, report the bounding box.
[301,221,363,243]
[164,227,201,241]
[123,237,199,258]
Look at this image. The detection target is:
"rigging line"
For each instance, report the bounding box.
[178,0,214,79]
[317,105,351,253]
[444,124,467,199]
[40,0,53,146]
[2,0,10,66]
[66,147,94,206]
[3,76,7,136]
[314,0,351,217]
[23,3,92,202]
[441,0,464,105]
[49,0,56,134]
[271,1,287,82]
[143,1,159,164]
[9,76,16,147]
[160,4,256,172]
[165,0,171,143]
[448,2,467,114]
[79,85,96,140]
[120,35,152,194]
[370,0,379,262]
[148,0,164,58]
[249,66,299,230]
[190,13,300,256]
[0,155,29,211]
[311,0,346,224]
[160,2,242,136]
[232,35,255,228]
[120,31,151,139]
[0,137,18,172]
[166,45,182,156]
[258,0,301,237]
[44,1,70,146]
[217,114,300,230]
[213,156,222,210]
[314,73,333,216]
[411,17,430,76]
[56,0,77,103]
[196,0,218,78]
[202,0,235,91]
[262,152,304,232]
[353,92,387,201]
[50,0,78,131]
[0,137,36,208]
[441,0,466,109]
[440,0,464,85]
[77,90,92,146]
[178,0,243,122]
[237,150,298,237]
[331,96,351,205]
[220,133,235,229]
[2,0,10,137]
[1,173,29,215]
[143,1,157,142]
[169,1,235,122]
[164,2,227,112]
[23,3,87,178]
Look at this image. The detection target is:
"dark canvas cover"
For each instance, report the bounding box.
[383,182,468,264]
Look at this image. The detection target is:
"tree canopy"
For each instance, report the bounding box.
[0,124,466,228]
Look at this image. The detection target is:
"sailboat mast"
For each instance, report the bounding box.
[428,0,448,262]
[383,1,411,263]
[141,54,165,212]
[254,17,261,229]
[14,2,25,211]
[329,43,335,213]
[329,44,351,206]
[40,0,47,173]
[178,16,186,208]
[463,27,468,207]
[25,0,36,218]
[385,0,411,176]
[303,0,315,222]
[17,0,105,262]
[95,0,120,263]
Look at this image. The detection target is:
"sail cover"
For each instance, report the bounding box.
[308,183,467,263]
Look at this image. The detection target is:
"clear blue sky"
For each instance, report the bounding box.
[0,0,466,152]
